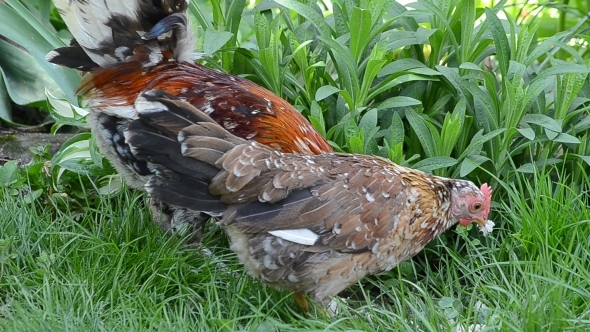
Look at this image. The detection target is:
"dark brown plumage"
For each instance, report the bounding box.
[47,0,332,240]
[125,90,493,308]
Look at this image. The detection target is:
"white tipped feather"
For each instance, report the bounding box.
[268,229,319,246]
[135,99,167,115]
[86,102,136,119]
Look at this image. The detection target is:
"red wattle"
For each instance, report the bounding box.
[459,218,471,226]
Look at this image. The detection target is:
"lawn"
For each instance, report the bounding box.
[1,168,588,331]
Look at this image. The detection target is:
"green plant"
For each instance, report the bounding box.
[0,0,80,124]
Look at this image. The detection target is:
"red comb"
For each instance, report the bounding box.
[480,183,492,216]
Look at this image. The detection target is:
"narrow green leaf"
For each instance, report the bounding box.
[457,128,506,161]
[359,40,388,104]
[0,73,12,123]
[573,114,590,133]
[0,4,80,104]
[368,74,437,101]
[5,0,62,47]
[485,8,511,78]
[272,0,332,37]
[386,29,436,53]
[405,108,435,158]
[254,11,271,50]
[573,154,590,167]
[377,96,422,110]
[440,98,466,156]
[459,62,484,71]
[459,0,475,64]
[225,0,246,36]
[517,128,535,140]
[459,155,490,177]
[369,0,396,26]
[388,112,405,148]
[521,114,562,133]
[308,101,326,138]
[0,160,19,186]
[349,7,373,63]
[425,120,442,157]
[359,108,378,143]
[412,157,457,172]
[315,86,341,101]
[555,61,590,120]
[332,2,349,37]
[530,63,590,86]
[552,133,580,144]
[349,135,364,154]
[203,30,234,55]
[379,58,428,77]
[188,1,214,30]
[318,36,359,107]
[524,30,570,66]
[514,20,539,64]
[418,0,460,55]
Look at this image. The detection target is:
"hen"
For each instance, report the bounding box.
[125,90,493,310]
[46,0,331,239]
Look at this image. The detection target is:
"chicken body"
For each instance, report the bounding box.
[126,90,493,306]
[47,0,331,239]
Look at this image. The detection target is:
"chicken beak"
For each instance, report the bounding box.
[474,218,487,228]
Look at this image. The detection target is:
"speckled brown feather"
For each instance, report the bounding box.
[126,90,490,306]
[213,152,455,253]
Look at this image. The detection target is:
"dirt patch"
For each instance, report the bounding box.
[0,132,73,165]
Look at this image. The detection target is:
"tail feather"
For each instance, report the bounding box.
[133,90,222,136]
[146,171,227,216]
[48,0,196,69]
[125,89,245,213]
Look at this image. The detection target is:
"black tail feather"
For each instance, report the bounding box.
[125,89,245,216]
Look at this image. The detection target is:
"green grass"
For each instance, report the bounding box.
[1,169,588,331]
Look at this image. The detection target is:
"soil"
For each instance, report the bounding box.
[0,103,75,166]
[0,131,74,166]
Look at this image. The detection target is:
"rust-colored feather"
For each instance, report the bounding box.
[80,62,332,155]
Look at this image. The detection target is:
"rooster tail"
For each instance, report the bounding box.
[125,89,243,214]
[46,0,197,71]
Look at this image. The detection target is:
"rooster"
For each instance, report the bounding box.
[46,0,332,239]
[125,90,493,311]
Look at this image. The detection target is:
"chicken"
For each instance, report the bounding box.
[46,0,332,239]
[125,89,493,310]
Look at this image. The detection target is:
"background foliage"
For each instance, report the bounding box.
[0,0,589,330]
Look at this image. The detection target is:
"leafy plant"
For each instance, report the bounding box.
[0,0,80,124]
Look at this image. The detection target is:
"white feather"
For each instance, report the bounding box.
[268,229,319,246]
[53,0,197,67]
[90,104,136,119]
[134,94,167,115]
[53,0,140,66]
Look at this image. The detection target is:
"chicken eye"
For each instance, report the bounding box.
[471,202,482,211]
